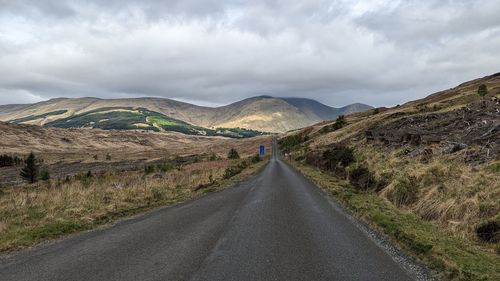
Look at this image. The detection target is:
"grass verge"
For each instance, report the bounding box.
[289,160,500,281]
[0,158,268,253]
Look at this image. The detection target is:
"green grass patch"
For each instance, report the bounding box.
[10,110,68,124]
[43,107,267,138]
[148,116,181,127]
[290,161,500,281]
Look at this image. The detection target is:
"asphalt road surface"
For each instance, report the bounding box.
[0,142,427,281]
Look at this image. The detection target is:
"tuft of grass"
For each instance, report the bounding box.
[353,142,499,240]
[290,161,500,281]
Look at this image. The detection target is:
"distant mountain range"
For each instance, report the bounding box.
[0,96,372,135]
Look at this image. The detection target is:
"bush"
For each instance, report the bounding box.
[238,161,248,169]
[476,221,499,243]
[157,163,174,172]
[349,166,376,190]
[251,154,261,163]
[333,115,346,130]
[208,152,218,161]
[223,166,242,179]
[322,146,354,171]
[319,116,347,134]
[279,134,308,152]
[40,168,51,181]
[477,84,488,99]
[388,176,418,206]
[305,153,322,167]
[144,165,155,174]
[227,148,240,159]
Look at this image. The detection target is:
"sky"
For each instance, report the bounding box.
[0,0,499,107]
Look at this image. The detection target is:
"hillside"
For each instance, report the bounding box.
[0,96,371,133]
[0,121,271,161]
[278,73,500,280]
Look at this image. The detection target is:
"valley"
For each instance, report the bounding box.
[0,96,371,134]
[0,74,498,281]
[2,2,499,280]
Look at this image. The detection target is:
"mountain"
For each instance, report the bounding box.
[0,96,372,134]
[281,97,372,120]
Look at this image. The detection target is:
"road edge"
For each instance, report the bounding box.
[282,159,440,281]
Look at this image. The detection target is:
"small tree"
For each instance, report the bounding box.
[333,115,347,130]
[20,152,39,183]
[227,148,240,159]
[478,84,488,99]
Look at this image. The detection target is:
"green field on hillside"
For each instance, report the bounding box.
[10,110,68,124]
[45,107,267,138]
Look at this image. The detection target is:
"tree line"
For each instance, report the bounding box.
[0,154,24,167]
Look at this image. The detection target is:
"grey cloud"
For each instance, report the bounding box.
[0,0,499,107]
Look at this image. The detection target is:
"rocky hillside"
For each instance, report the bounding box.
[279,73,500,280]
[280,72,500,246]
[0,96,371,133]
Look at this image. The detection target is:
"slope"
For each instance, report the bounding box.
[0,96,372,133]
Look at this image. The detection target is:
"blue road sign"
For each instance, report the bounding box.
[259,145,265,156]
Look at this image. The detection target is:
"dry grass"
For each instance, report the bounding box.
[354,142,500,240]
[0,122,273,164]
[279,73,500,280]
[290,161,500,281]
[0,158,268,252]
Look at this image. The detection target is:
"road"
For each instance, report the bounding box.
[0,142,426,281]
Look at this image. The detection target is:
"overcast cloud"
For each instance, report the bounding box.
[0,0,499,107]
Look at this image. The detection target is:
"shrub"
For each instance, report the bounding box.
[40,168,51,181]
[144,165,155,174]
[319,116,347,134]
[223,166,242,179]
[349,166,376,190]
[157,163,174,172]
[477,84,488,99]
[227,148,240,159]
[208,152,218,161]
[251,154,261,163]
[375,172,392,191]
[388,176,418,206]
[20,152,39,183]
[333,115,346,130]
[105,153,112,161]
[279,134,307,152]
[151,187,164,201]
[238,161,248,169]
[304,153,322,167]
[476,221,499,243]
[319,125,331,134]
[322,146,354,171]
